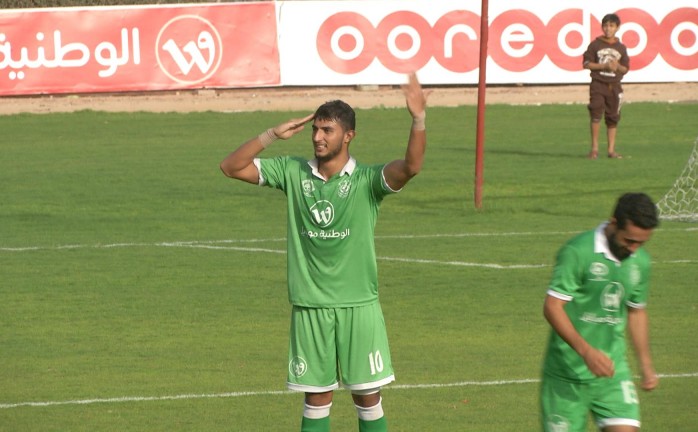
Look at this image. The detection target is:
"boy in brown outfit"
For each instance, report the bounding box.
[583,13,629,159]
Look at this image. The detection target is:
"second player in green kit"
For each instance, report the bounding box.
[540,193,660,432]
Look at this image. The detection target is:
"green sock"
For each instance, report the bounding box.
[301,416,330,432]
[358,416,387,432]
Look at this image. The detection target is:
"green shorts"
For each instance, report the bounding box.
[541,372,641,432]
[287,302,395,393]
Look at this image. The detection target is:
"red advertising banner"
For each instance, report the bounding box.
[0,3,280,96]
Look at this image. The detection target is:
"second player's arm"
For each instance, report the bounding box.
[543,295,615,377]
[627,306,659,391]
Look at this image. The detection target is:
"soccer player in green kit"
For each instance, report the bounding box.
[540,192,660,432]
[219,73,427,432]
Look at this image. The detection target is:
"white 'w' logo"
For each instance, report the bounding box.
[162,31,216,75]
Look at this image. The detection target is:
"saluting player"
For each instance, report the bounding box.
[220,73,427,432]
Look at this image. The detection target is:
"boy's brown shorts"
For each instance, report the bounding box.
[588,80,624,127]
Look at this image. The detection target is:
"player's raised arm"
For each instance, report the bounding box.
[383,72,428,191]
[220,113,314,184]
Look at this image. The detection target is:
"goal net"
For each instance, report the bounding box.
[656,137,698,222]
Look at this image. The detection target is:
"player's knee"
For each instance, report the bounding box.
[303,401,332,419]
[354,396,384,421]
[352,387,380,405]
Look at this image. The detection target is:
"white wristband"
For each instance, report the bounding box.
[258,128,278,148]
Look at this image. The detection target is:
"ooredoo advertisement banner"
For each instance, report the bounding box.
[0,3,279,96]
[278,0,698,85]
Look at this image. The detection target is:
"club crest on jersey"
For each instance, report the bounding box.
[601,282,624,312]
[289,356,308,378]
[338,178,352,198]
[309,200,334,227]
[589,262,609,280]
[302,179,315,197]
[546,415,570,432]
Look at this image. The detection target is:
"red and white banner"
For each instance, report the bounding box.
[278,0,698,85]
[0,3,279,96]
[1,1,696,95]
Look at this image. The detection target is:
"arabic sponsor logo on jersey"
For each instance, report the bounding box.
[338,178,352,198]
[601,282,624,312]
[302,179,315,197]
[589,262,609,280]
[302,227,351,240]
[289,356,308,378]
[155,15,223,84]
[309,200,334,227]
[580,313,623,325]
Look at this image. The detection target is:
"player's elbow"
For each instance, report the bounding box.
[220,162,236,178]
[219,161,260,185]
[543,304,552,323]
[542,297,556,323]
[220,161,248,180]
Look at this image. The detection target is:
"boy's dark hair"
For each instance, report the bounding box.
[602,13,621,26]
[613,192,659,229]
[314,100,356,132]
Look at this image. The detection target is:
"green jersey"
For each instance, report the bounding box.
[543,223,652,382]
[257,156,396,307]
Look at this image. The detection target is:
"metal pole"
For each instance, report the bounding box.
[474,0,489,209]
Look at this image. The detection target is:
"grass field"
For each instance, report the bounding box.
[1,101,697,431]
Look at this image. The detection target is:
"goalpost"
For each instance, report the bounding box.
[656,136,698,222]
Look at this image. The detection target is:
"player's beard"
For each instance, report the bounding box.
[606,231,632,261]
[315,140,343,162]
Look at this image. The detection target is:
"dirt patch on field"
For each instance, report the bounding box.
[1,82,696,115]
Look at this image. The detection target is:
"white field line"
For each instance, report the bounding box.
[377,256,548,269]
[2,226,696,253]
[1,373,696,410]
[1,231,697,267]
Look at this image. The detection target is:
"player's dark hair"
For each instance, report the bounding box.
[314,100,356,132]
[602,13,621,26]
[613,192,659,229]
